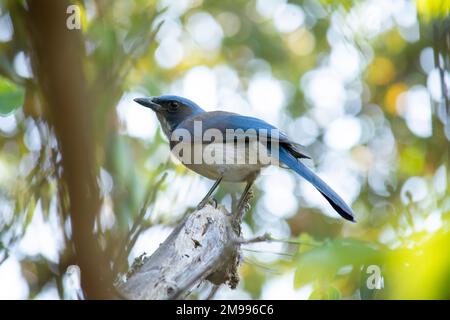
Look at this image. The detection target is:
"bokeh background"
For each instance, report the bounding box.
[0,0,449,299]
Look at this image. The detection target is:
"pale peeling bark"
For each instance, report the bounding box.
[115,204,242,300]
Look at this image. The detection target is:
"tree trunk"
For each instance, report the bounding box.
[25,0,114,298]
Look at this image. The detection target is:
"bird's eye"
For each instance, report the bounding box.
[168,101,179,111]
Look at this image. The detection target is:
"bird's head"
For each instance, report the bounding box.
[134,95,204,137]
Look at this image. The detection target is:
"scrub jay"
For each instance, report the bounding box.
[134,95,355,222]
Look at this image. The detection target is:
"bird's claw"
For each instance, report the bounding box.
[196,197,218,210]
[209,198,218,208]
[236,202,251,216]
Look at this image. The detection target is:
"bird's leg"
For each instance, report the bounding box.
[206,284,220,300]
[196,176,223,210]
[235,177,256,221]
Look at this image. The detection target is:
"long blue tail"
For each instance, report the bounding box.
[278,147,355,222]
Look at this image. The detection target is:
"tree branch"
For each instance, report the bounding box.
[115,205,242,300]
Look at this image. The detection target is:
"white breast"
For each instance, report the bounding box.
[171,140,275,181]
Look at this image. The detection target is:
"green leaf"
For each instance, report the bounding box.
[416,0,450,22]
[326,286,342,300]
[308,289,323,300]
[309,285,342,300]
[294,239,384,288]
[0,77,25,116]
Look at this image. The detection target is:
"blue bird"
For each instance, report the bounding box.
[134,95,355,222]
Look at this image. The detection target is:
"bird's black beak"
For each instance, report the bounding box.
[133,97,162,112]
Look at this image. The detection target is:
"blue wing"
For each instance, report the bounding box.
[176,111,309,159]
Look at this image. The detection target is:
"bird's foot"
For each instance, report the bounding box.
[236,202,252,217]
[235,189,254,220]
[196,197,218,210]
[208,197,218,208]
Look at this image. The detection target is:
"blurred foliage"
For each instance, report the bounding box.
[0,0,449,299]
[416,0,450,21]
[0,76,24,115]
